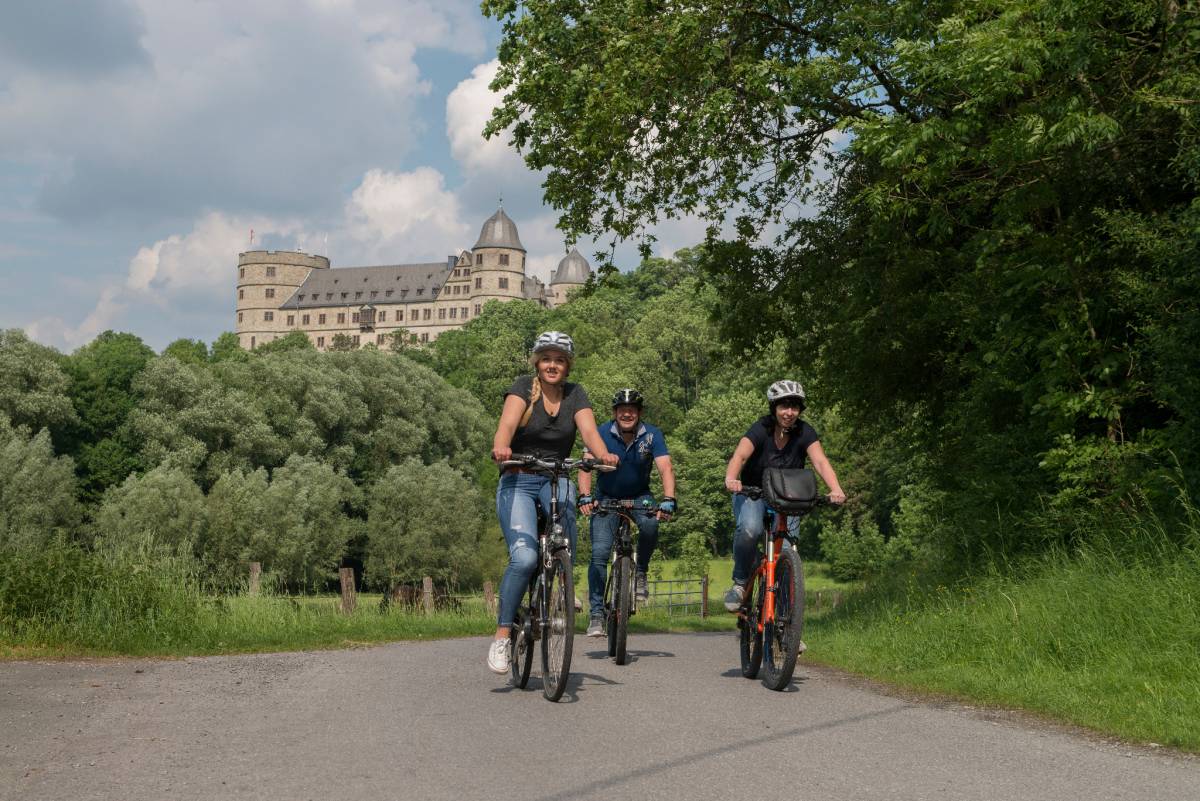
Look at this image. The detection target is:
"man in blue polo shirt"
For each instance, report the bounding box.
[578,388,677,637]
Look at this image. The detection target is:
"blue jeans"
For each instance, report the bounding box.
[587,494,659,618]
[731,493,799,585]
[495,472,577,628]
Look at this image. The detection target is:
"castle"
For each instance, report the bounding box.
[235,208,592,350]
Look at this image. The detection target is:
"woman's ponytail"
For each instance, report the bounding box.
[520,375,541,428]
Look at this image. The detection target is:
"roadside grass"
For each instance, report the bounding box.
[804,529,1200,751]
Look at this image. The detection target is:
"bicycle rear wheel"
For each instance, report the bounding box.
[761,547,805,691]
[738,564,764,679]
[610,554,633,665]
[541,549,575,702]
[509,590,534,689]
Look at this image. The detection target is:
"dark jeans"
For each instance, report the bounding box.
[587,493,659,618]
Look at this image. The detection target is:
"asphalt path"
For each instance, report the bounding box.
[2,632,1197,801]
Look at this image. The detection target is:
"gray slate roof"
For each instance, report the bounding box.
[552,247,591,285]
[473,207,526,252]
[279,258,456,308]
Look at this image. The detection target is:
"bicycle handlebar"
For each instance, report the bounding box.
[594,498,660,514]
[739,486,834,507]
[500,454,617,474]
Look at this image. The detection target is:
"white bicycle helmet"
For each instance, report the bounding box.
[766,379,806,405]
[532,330,575,358]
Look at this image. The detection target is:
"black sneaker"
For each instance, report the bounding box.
[635,571,649,603]
[586,615,604,637]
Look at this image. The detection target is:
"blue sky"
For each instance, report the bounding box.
[0,0,716,352]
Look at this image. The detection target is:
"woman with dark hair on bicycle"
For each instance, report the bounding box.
[487,330,619,674]
[722,380,846,612]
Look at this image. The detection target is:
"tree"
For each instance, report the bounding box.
[93,465,207,557]
[253,330,314,355]
[162,338,209,364]
[365,459,481,588]
[327,333,356,352]
[210,332,248,363]
[201,467,270,590]
[0,417,82,552]
[0,329,76,436]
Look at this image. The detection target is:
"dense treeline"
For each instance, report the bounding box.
[0,329,491,594]
[483,0,1200,570]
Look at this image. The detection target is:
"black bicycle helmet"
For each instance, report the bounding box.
[611,388,644,408]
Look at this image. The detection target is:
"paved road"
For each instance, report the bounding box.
[2,632,1196,801]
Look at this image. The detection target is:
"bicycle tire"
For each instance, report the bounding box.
[509,591,534,689]
[612,555,633,665]
[761,547,805,691]
[604,565,618,658]
[541,549,575,702]
[738,564,764,679]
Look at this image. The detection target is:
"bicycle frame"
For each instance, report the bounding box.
[754,510,792,633]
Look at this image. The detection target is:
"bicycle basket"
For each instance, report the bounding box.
[762,468,818,514]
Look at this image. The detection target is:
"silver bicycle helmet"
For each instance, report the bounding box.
[531,330,575,357]
[766,379,806,405]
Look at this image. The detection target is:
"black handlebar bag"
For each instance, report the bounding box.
[762,467,818,514]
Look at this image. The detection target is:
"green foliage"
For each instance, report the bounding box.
[93,465,207,557]
[0,329,76,435]
[209,332,248,363]
[0,418,82,551]
[677,530,711,580]
[201,467,270,590]
[162,338,209,364]
[253,330,314,355]
[365,459,481,588]
[327,333,356,352]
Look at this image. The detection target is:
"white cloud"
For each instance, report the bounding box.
[447,59,526,177]
[343,168,471,263]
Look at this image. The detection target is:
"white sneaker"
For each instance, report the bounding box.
[487,638,511,674]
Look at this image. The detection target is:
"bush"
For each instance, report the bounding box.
[93,465,207,556]
[0,419,82,551]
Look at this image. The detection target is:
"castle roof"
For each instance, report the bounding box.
[279,258,456,308]
[473,207,526,252]
[551,247,591,285]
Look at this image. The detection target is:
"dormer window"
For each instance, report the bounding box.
[370,291,377,299]
[299,294,305,301]
[385,289,393,297]
[417,288,424,296]
[355,291,363,299]
[341,292,348,299]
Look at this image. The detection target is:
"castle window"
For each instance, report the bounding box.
[298,294,305,301]
[453,269,460,277]
[352,335,360,346]
[521,256,525,268]
[461,307,468,318]
[266,266,276,277]
[474,277,482,289]
[355,291,363,299]
[401,289,409,297]
[379,311,386,322]
[264,311,273,321]
[239,267,245,278]
[341,292,347,299]
[421,332,429,342]
[238,311,243,323]
[500,254,509,266]
[287,314,295,326]
[302,314,310,325]
[239,289,244,299]
[417,288,424,296]
[423,309,431,320]
[265,288,275,299]
[438,308,446,320]
[450,308,457,319]
[318,313,326,325]
[326,293,333,300]
[352,312,360,323]
[251,336,255,348]
[337,312,346,324]
[396,310,404,321]
[317,336,325,348]
[385,289,393,297]
[370,291,377,299]
[464,268,470,276]
[377,334,385,344]
[475,254,483,265]
[474,304,481,316]
[499,277,509,289]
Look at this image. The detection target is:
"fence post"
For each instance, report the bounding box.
[339,567,356,614]
[700,575,709,619]
[248,562,261,596]
[422,576,434,614]
[483,581,496,614]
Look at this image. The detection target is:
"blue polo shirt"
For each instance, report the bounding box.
[586,420,670,499]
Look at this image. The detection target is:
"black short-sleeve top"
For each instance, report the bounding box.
[504,375,593,461]
[739,416,820,488]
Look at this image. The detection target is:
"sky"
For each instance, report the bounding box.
[0,0,717,352]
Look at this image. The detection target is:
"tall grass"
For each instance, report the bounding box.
[806,496,1200,751]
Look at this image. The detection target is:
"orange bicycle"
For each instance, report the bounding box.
[735,486,829,691]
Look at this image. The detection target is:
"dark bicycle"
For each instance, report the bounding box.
[595,497,659,665]
[499,454,614,702]
[735,484,830,691]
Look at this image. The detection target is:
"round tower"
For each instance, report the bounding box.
[236,250,329,349]
[468,208,527,315]
[549,247,592,308]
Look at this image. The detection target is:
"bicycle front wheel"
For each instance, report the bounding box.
[761,547,805,691]
[738,564,764,679]
[540,549,575,702]
[610,555,633,665]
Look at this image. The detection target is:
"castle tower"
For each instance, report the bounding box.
[468,208,526,315]
[236,250,329,349]
[549,247,592,308]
